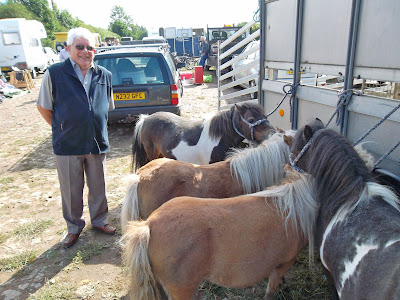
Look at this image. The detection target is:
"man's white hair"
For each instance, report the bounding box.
[67,27,95,46]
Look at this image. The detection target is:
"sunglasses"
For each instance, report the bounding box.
[72,44,95,51]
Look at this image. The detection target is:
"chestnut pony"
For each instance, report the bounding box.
[131,102,275,172]
[121,168,318,300]
[121,131,295,227]
[291,119,400,299]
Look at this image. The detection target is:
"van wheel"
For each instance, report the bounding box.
[250,80,258,99]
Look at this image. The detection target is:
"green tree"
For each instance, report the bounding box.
[133,25,147,40]
[110,5,133,25]
[108,5,147,39]
[0,1,35,19]
[51,1,78,31]
[14,0,56,40]
[109,19,131,38]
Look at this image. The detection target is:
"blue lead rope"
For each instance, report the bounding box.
[232,109,268,142]
[290,136,315,173]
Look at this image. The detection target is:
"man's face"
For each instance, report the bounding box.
[67,36,94,70]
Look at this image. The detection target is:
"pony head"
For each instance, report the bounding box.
[232,102,275,143]
[291,118,324,171]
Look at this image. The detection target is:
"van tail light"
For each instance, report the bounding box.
[15,62,28,70]
[171,84,179,105]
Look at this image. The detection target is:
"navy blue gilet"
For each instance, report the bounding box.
[48,59,112,155]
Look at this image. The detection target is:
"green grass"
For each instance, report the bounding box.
[0,232,10,244]
[0,250,37,272]
[13,218,54,239]
[28,282,77,300]
[197,249,331,300]
[0,176,15,185]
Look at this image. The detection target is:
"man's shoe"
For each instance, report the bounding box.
[62,232,80,248]
[93,224,116,235]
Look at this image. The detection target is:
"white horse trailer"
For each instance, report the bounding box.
[0,18,48,78]
[220,0,400,186]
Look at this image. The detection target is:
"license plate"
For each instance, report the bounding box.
[1,67,10,71]
[286,70,305,75]
[113,92,145,101]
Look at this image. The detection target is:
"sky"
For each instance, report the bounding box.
[50,0,260,34]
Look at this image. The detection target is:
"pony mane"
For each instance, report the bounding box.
[353,143,375,171]
[329,181,400,230]
[228,131,294,193]
[250,168,318,263]
[208,102,265,139]
[305,129,372,223]
[133,114,147,145]
[208,106,235,139]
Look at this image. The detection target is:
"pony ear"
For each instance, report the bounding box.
[304,125,314,140]
[276,127,285,133]
[234,103,243,114]
[283,135,294,147]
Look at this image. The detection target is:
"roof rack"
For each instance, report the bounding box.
[95,43,170,54]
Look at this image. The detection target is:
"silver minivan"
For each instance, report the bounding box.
[94,45,184,123]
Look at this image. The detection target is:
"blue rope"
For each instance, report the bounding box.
[325,89,355,128]
[253,0,261,22]
[290,135,315,173]
[267,83,299,117]
[353,102,400,146]
[232,108,268,142]
[373,140,400,169]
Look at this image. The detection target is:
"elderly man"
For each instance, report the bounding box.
[37,27,116,248]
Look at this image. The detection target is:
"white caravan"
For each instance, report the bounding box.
[0,18,48,78]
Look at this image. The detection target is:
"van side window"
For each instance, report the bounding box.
[2,32,21,45]
[29,38,39,47]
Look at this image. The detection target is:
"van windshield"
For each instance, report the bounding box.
[208,29,246,43]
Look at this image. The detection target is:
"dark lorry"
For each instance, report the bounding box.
[205,26,249,71]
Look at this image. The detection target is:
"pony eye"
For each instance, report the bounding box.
[247,118,256,124]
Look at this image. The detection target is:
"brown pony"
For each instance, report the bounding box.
[121,131,295,228]
[121,168,318,300]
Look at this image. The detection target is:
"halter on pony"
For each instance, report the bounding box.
[232,108,269,142]
[289,135,316,173]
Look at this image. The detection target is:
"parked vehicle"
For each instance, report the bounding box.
[54,32,68,52]
[206,26,249,71]
[120,37,133,44]
[94,45,185,123]
[142,36,167,44]
[43,47,60,66]
[164,27,203,57]
[231,40,260,99]
[0,18,48,78]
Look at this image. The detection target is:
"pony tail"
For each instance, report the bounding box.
[132,115,149,172]
[121,174,141,232]
[121,221,161,300]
